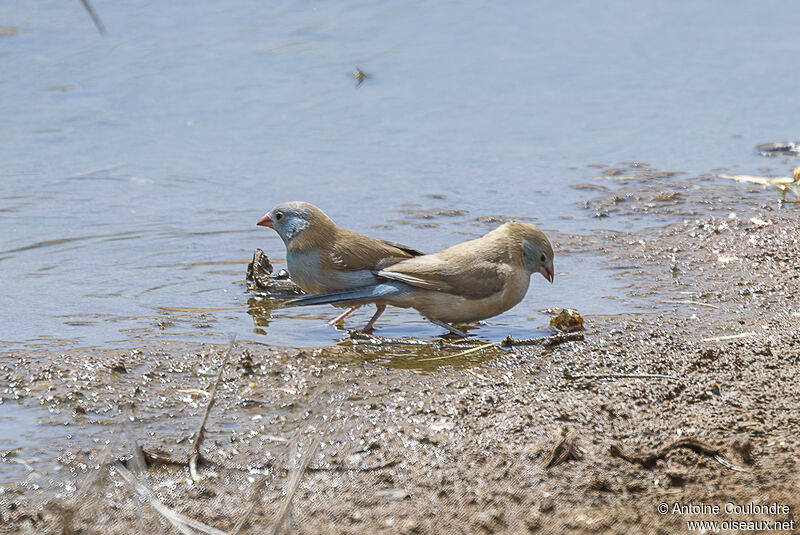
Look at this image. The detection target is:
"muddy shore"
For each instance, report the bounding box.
[2,173,800,534]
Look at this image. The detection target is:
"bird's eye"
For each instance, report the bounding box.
[540,254,546,263]
[275,212,283,221]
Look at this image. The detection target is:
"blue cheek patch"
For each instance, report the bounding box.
[281,218,310,241]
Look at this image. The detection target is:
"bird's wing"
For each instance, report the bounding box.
[328,231,422,271]
[378,240,424,257]
[376,255,506,298]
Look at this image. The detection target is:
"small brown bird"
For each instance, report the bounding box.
[287,222,555,336]
[256,202,423,328]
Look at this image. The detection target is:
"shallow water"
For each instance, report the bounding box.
[0,401,70,484]
[1,1,799,350]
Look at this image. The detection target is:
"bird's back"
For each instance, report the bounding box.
[287,221,423,294]
[377,224,527,299]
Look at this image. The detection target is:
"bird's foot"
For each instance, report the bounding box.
[360,304,385,332]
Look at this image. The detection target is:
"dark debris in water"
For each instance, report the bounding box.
[350,66,372,87]
[245,248,303,296]
[475,214,537,225]
[756,141,800,156]
[0,26,23,37]
[576,163,785,221]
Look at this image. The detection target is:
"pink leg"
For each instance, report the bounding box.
[427,317,468,337]
[360,304,386,332]
[329,306,359,325]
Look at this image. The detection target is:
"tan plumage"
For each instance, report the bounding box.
[379,223,540,297]
[287,221,556,335]
[289,206,420,276]
[377,222,553,324]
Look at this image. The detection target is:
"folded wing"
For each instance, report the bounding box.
[328,230,424,271]
[376,255,506,298]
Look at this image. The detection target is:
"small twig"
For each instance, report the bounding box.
[306,457,400,473]
[116,463,227,535]
[417,342,501,362]
[714,454,750,472]
[9,457,39,473]
[176,388,211,397]
[230,476,268,535]
[79,0,106,36]
[272,434,321,535]
[138,448,187,467]
[356,458,400,471]
[668,300,719,309]
[189,336,236,480]
[610,438,749,472]
[566,372,678,380]
[126,417,149,535]
[350,331,584,351]
[502,332,585,347]
[271,393,339,534]
[543,427,583,468]
[702,332,756,342]
[465,368,490,381]
[349,332,583,361]
[126,423,147,476]
[347,331,483,350]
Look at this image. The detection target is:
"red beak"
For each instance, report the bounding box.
[539,264,555,284]
[256,213,274,228]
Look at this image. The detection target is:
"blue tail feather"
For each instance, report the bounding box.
[285,282,406,307]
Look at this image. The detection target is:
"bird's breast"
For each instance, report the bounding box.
[287,249,378,294]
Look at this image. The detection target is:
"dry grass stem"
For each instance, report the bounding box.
[271,434,322,535]
[189,337,236,480]
[115,463,227,535]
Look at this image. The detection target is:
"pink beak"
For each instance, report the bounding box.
[256,213,273,228]
[539,264,555,283]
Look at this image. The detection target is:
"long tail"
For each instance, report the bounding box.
[285,282,406,307]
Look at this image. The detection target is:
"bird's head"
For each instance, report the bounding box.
[256,201,330,246]
[511,223,555,283]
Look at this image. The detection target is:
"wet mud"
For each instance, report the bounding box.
[2,170,800,534]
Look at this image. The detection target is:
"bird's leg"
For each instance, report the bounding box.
[329,306,359,325]
[359,304,386,332]
[426,317,468,337]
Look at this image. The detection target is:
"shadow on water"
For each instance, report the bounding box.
[246,288,510,369]
[335,338,514,372]
[247,295,292,337]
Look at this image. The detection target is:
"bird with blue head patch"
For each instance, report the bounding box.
[256,201,423,329]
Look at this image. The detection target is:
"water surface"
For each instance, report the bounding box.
[1,1,798,350]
